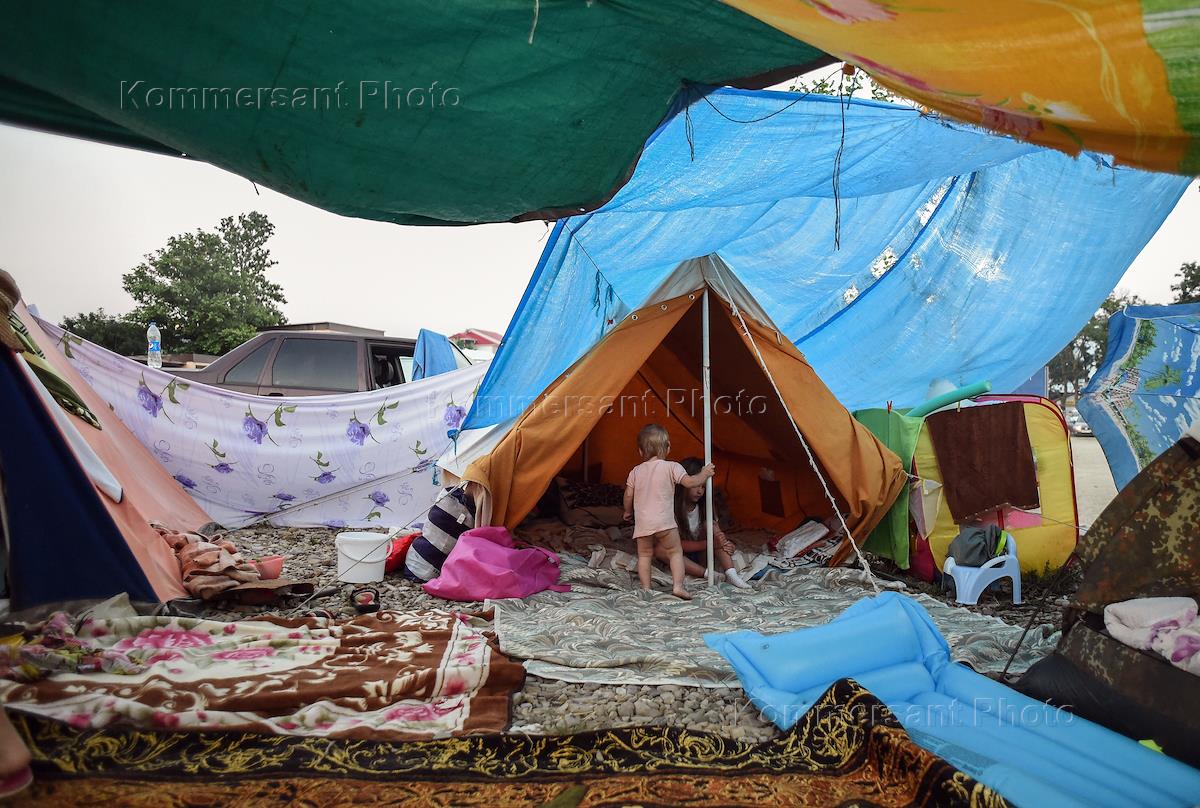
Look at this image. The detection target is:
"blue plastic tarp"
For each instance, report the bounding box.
[411,328,458,381]
[464,88,1187,430]
[1080,303,1200,488]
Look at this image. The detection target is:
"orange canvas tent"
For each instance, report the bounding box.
[443,259,906,561]
[2,299,197,608]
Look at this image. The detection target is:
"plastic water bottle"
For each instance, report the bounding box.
[146,321,162,369]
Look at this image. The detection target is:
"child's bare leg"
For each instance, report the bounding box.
[655,544,705,578]
[716,547,735,570]
[656,529,691,600]
[635,536,655,591]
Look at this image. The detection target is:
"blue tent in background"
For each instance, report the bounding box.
[1080,303,1200,488]
[1010,366,1049,398]
[411,329,458,381]
[463,88,1187,431]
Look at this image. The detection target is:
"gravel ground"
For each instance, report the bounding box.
[193,522,1066,741]
[510,679,780,741]
[197,526,484,623]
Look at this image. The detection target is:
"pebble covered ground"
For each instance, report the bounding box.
[198,525,1071,740]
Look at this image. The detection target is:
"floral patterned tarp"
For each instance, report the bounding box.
[35,317,487,529]
[1079,302,1200,489]
[0,599,523,739]
[489,547,1059,688]
[724,0,1200,175]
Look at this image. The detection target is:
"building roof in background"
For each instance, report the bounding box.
[451,329,502,347]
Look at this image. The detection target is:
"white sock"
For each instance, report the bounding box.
[724,568,751,589]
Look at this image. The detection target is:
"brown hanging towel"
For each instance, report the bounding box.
[925,401,1039,521]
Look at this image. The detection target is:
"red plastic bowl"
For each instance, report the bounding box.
[255,555,285,580]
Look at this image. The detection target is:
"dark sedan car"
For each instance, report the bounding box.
[175,330,472,396]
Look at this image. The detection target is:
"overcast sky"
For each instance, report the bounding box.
[1,122,1195,341]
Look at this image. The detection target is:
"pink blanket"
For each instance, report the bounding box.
[1104,596,1200,676]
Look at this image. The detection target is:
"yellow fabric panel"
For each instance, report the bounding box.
[722,0,1188,173]
[915,399,1078,573]
[1019,400,1079,572]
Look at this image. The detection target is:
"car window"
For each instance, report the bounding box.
[399,355,415,382]
[223,339,275,385]
[271,338,358,391]
[453,346,472,368]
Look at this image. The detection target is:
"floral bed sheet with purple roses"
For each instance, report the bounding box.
[36,317,487,529]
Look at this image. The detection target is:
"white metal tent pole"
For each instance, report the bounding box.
[702,287,715,586]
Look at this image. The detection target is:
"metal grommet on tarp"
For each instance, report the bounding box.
[631,314,638,320]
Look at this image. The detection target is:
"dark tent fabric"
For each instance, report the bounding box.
[0,351,157,610]
[1017,434,1200,767]
[0,2,828,226]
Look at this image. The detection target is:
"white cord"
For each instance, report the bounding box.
[904,471,1091,533]
[238,463,433,529]
[710,267,881,594]
[528,0,539,44]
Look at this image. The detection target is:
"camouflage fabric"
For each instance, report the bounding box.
[1068,435,1200,623]
[1060,619,1200,735]
[1036,436,1200,755]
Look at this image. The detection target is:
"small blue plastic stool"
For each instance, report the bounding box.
[943,532,1022,605]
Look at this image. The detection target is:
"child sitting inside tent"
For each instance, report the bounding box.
[623,424,713,600]
[670,456,751,589]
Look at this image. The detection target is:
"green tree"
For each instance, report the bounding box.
[1170,260,1200,304]
[59,308,145,356]
[789,64,900,103]
[122,212,286,355]
[1048,291,1145,401]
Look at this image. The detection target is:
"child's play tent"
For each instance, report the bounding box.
[913,394,1078,574]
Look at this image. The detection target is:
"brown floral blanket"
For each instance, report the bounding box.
[0,608,522,739]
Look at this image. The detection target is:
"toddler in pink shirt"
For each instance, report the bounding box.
[623,424,714,600]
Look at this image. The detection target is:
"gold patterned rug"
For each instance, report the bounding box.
[11,679,1009,807]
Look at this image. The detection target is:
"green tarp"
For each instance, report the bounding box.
[854,408,921,568]
[0,2,827,226]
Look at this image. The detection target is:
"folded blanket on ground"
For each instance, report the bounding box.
[0,599,522,739]
[1105,596,1200,676]
[154,524,260,599]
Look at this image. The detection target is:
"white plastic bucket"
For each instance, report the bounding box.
[335,531,389,583]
